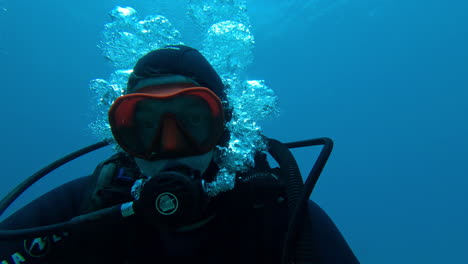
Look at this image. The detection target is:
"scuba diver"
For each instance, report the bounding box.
[0,45,359,264]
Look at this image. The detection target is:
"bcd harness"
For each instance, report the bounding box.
[75,148,289,263]
[0,137,333,264]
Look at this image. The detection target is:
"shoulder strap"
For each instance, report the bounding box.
[230,152,289,262]
[79,153,141,214]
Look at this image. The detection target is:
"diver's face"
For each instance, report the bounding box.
[128,82,218,177]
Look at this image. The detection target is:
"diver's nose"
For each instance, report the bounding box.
[160,114,187,152]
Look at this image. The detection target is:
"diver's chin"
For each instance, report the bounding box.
[134,150,215,178]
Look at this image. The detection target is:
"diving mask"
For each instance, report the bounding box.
[109,86,225,160]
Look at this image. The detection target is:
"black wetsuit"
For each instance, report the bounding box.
[0,169,359,264]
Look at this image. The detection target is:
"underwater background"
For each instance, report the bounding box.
[0,0,467,263]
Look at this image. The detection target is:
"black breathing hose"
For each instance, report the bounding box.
[0,140,110,217]
[0,204,123,239]
[281,137,334,264]
[0,140,112,240]
[266,138,304,218]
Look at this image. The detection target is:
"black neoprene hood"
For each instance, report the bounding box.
[127,45,227,102]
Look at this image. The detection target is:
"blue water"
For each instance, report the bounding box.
[1,0,467,263]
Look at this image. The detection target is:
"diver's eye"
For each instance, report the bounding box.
[188,114,202,126]
[180,113,203,127]
[144,120,156,128]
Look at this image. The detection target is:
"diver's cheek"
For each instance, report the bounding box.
[134,150,215,178]
[177,150,214,175]
[134,158,168,178]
